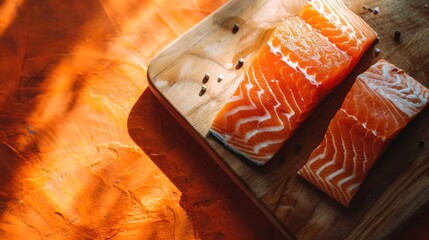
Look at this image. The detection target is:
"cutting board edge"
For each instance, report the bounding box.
[146,75,294,239]
[145,2,295,236]
[145,0,429,238]
[146,0,236,74]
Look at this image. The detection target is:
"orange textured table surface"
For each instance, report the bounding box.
[0,0,284,239]
[0,0,427,239]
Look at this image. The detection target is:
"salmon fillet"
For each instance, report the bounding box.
[299,0,377,69]
[298,59,429,207]
[211,0,376,165]
[210,17,351,165]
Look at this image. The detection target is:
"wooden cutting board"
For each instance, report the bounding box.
[147,0,429,239]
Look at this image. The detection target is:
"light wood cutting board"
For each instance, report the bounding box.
[147,0,429,239]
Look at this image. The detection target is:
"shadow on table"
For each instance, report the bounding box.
[128,88,285,239]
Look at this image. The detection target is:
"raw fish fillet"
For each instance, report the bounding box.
[210,0,376,165]
[298,59,429,207]
[299,0,377,69]
[210,17,351,165]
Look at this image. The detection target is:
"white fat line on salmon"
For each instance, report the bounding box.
[302,165,346,205]
[253,139,284,155]
[317,126,347,177]
[303,24,350,64]
[360,132,369,173]
[318,129,351,201]
[346,182,360,195]
[337,169,356,190]
[228,85,244,104]
[240,66,283,144]
[340,109,381,139]
[268,80,299,123]
[306,141,328,168]
[316,160,336,177]
[304,22,352,65]
[310,127,355,201]
[241,63,288,142]
[234,112,270,136]
[232,67,270,136]
[399,77,415,95]
[328,177,349,205]
[333,120,364,197]
[223,76,257,119]
[359,81,399,141]
[272,77,296,121]
[258,59,288,121]
[276,81,295,119]
[325,168,345,183]
[267,39,319,87]
[310,0,367,47]
[224,103,256,121]
[361,127,380,173]
[360,65,429,117]
[316,126,339,176]
[243,125,284,142]
[341,127,361,193]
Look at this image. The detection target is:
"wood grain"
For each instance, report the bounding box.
[148,0,429,239]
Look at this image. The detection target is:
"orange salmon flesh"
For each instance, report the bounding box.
[210,0,376,165]
[298,59,429,207]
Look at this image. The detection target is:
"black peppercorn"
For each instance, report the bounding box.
[394,31,401,41]
[236,58,244,69]
[232,24,240,34]
[202,73,210,83]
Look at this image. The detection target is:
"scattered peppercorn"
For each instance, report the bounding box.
[199,85,207,96]
[375,48,381,54]
[373,6,379,15]
[202,73,210,83]
[425,4,428,9]
[217,74,224,82]
[394,31,401,41]
[232,23,240,34]
[236,58,244,69]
